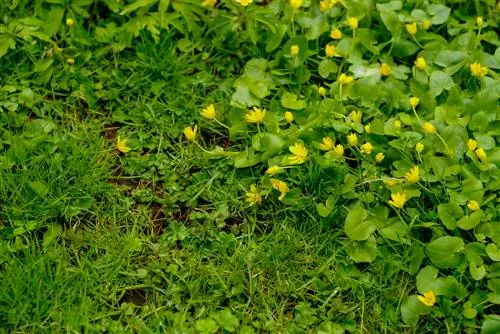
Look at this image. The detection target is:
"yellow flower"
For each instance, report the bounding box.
[325,44,336,57]
[423,122,436,134]
[334,144,344,156]
[318,86,327,96]
[330,28,343,39]
[470,63,488,77]
[475,148,487,163]
[409,96,420,108]
[418,291,436,307]
[360,142,373,155]
[415,56,427,70]
[183,125,197,142]
[236,0,252,6]
[284,111,294,123]
[416,142,424,153]
[375,152,385,163]
[201,104,217,120]
[245,184,262,206]
[465,139,477,153]
[291,44,299,57]
[380,63,391,76]
[394,120,402,130]
[202,0,216,7]
[385,179,397,187]
[338,73,354,85]
[271,178,289,201]
[319,0,330,12]
[320,137,335,151]
[290,0,303,9]
[266,165,281,176]
[476,16,484,27]
[347,17,359,29]
[467,200,480,211]
[364,123,371,133]
[389,192,407,208]
[66,18,75,27]
[347,133,358,146]
[116,136,131,153]
[422,19,431,30]
[66,57,75,65]
[405,22,417,35]
[289,142,308,164]
[245,106,266,124]
[405,165,420,184]
[351,110,362,123]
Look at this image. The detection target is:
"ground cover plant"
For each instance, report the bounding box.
[0,0,499,332]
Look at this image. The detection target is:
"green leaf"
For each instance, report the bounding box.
[470,262,487,280]
[266,24,287,52]
[401,295,428,325]
[391,38,420,57]
[378,10,402,36]
[316,196,335,218]
[244,59,269,81]
[318,59,338,78]
[233,150,261,169]
[230,85,260,109]
[427,4,450,25]
[346,235,377,263]
[214,309,239,332]
[457,211,484,230]
[486,244,500,262]
[426,236,464,269]
[434,50,468,67]
[260,133,285,160]
[195,319,219,334]
[437,202,463,230]
[318,321,345,334]
[344,206,377,241]
[429,71,455,97]
[481,315,500,334]
[281,92,306,110]
[29,181,49,197]
[120,0,157,15]
[0,36,16,58]
[416,265,438,294]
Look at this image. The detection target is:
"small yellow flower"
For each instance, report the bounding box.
[290,0,303,9]
[476,16,484,27]
[347,17,359,29]
[334,144,344,156]
[467,139,477,152]
[320,137,335,151]
[338,73,354,85]
[475,148,487,163]
[364,123,371,133]
[360,142,373,155]
[318,86,327,96]
[245,106,266,124]
[66,18,75,27]
[380,63,391,76]
[347,133,358,146]
[375,152,385,163]
[245,184,263,206]
[351,110,362,123]
[319,0,330,12]
[416,142,424,153]
[394,120,402,130]
[415,56,427,70]
[116,136,131,153]
[405,165,420,184]
[236,0,252,6]
[201,104,217,120]
[201,0,217,7]
[470,63,488,77]
[467,200,480,211]
[405,22,417,35]
[325,44,336,58]
[330,28,343,39]
[423,122,436,134]
[389,192,407,208]
[418,290,436,307]
[183,125,197,142]
[409,96,420,108]
[66,57,75,65]
[271,178,289,201]
[289,142,308,164]
[265,165,281,176]
[284,111,294,123]
[422,19,431,30]
[291,44,300,57]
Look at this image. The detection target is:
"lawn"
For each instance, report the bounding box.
[0,0,499,333]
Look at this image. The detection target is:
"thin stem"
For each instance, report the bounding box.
[412,106,421,121]
[214,119,229,129]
